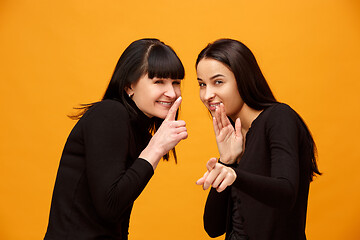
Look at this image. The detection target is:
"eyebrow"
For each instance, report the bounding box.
[197,74,225,81]
[152,77,183,81]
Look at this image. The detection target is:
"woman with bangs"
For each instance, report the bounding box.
[44,39,187,240]
[195,39,321,240]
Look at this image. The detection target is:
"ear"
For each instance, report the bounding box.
[125,85,134,97]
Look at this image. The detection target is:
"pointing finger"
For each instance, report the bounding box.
[165,96,182,121]
[203,165,221,190]
[196,171,209,185]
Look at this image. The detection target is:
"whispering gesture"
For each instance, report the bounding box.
[213,103,243,165]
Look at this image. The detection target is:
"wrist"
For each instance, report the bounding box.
[218,158,238,168]
[219,154,236,165]
[139,146,163,169]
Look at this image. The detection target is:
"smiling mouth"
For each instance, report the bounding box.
[208,102,221,109]
[157,101,173,106]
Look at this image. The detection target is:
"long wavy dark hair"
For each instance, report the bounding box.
[70,38,185,161]
[196,38,320,180]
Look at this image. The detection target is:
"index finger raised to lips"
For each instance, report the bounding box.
[165,96,182,121]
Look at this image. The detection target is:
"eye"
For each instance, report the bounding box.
[154,80,163,84]
[198,82,206,87]
[172,80,181,85]
[214,80,223,85]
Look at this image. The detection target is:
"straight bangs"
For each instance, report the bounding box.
[146,44,185,80]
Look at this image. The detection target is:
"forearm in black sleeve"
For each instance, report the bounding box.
[233,169,295,209]
[84,101,154,222]
[232,105,300,210]
[203,187,230,238]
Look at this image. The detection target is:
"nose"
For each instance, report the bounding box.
[203,86,215,101]
[164,84,177,99]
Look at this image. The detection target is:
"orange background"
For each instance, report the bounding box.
[1,0,360,239]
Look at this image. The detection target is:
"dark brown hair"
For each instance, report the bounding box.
[70,38,185,161]
[196,38,320,180]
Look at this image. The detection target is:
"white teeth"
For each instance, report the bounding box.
[209,103,220,107]
[158,101,172,105]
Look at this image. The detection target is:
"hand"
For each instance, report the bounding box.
[140,97,188,169]
[153,96,188,155]
[196,158,237,192]
[213,103,243,164]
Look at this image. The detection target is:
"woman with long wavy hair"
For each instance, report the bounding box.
[196,39,320,240]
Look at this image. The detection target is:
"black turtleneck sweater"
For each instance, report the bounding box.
[44,99,154,240]
[204,103,313,240]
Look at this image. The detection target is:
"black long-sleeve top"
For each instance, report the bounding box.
[44,99,154,240]
[204,103,313,240]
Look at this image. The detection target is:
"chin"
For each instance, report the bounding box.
[152,107,176,119]
[153,112,168,119]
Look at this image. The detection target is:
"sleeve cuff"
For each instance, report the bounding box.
[131,158,154,180]
[218,158,238,168]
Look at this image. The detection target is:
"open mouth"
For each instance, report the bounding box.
[157,101,173,106]
[208,102,221,110]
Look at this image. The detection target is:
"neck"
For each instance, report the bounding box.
[232,104,263,133]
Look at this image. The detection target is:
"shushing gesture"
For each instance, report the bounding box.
[140,97,188,169]
[213,103,243,165]
[153,96,188,155]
